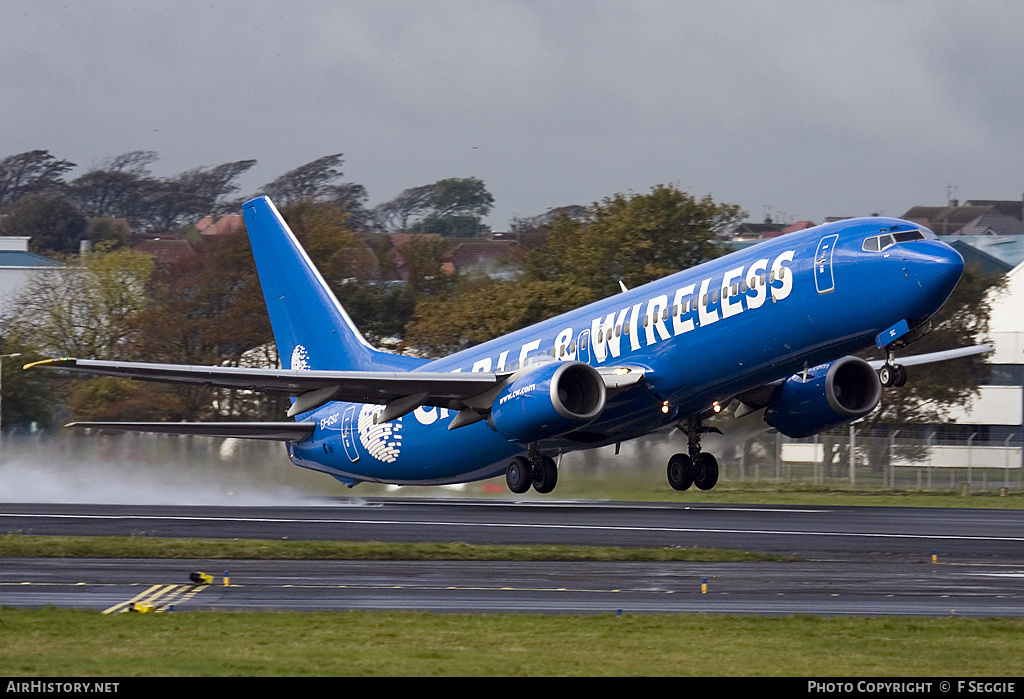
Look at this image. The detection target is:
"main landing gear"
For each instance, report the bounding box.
[506,444,558,494]
[667,414,720,491]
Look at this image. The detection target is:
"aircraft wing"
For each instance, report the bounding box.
[865,343,993,369]
[27,357,650,421]
[26,357,509,417]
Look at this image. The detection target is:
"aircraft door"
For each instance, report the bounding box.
[577,329,592,364]
[340,405,360,463]
[814,234,839,295]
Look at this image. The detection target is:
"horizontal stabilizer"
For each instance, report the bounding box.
[65,421,316,441]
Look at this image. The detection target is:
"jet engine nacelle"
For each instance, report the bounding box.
[763,356,882,439]
[489,361,607,443]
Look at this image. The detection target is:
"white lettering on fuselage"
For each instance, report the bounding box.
[413,249,798,425]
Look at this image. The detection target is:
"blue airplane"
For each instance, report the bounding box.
[28,196,987,494]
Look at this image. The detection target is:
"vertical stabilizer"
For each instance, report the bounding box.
[242,196,390,371]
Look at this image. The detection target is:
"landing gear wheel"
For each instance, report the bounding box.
[879,364,895,387]
[693,452,719,491]
[667,453,694,491]
[532,455,558,494]
[893,364,907,387]
[880,363,907,388]
[506,456,532,494]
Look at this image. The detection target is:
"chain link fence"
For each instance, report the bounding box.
[717,428,1022,490]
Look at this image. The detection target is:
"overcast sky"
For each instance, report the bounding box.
[2,1,1023,229]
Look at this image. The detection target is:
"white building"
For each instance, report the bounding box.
[942,255,1024,438]
[0,236,61,318]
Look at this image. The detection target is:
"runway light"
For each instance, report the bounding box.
[701,577,708,594]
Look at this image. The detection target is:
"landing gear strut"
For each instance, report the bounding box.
[667,414,719,491]
[505,444,558,494]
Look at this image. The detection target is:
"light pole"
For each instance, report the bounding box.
[0,352,23,447]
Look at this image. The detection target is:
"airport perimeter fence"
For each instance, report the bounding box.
[707,429,1024,491]
[1,426,1022,495]
[570,428,1024,492]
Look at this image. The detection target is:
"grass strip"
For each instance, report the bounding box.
[2,608,1023,676]
[0,533,789,562]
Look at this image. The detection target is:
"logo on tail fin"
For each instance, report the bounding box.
[291,345,310,371]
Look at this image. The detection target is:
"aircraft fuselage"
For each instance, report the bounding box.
[289,217,964,486]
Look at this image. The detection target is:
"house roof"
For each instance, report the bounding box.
[197,214,244,236]
[956,213,1024,237]
[444,240,524,271]
[901,204,1000,235]
[133,238,194,266]
[962,199,1024,220]
[0,250,60,268]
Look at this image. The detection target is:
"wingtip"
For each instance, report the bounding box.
[23,357,73,371]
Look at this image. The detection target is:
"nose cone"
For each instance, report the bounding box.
[906,240,964,317]
[923,240,964,290]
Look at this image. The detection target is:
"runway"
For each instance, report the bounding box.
[3,499,1024,616]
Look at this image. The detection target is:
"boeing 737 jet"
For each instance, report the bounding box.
[28,196,986,494]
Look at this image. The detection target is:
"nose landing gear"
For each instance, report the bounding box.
[878,361,907,388]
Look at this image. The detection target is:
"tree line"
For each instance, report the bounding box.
[0,150,496,254]
[0,148,999,447]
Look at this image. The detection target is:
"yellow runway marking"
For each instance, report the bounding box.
[102,583,210,615]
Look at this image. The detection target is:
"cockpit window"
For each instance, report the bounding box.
[893,230,925,243]
[862,229,925,252]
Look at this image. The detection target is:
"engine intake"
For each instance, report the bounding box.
[764,356,882,439]
[489,361,606,443]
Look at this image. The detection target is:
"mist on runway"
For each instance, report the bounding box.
[0,432,345,506]
[0,418,771,504]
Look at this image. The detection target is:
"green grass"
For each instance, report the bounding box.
[0,534,788,561]
[2,608,1023,676]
